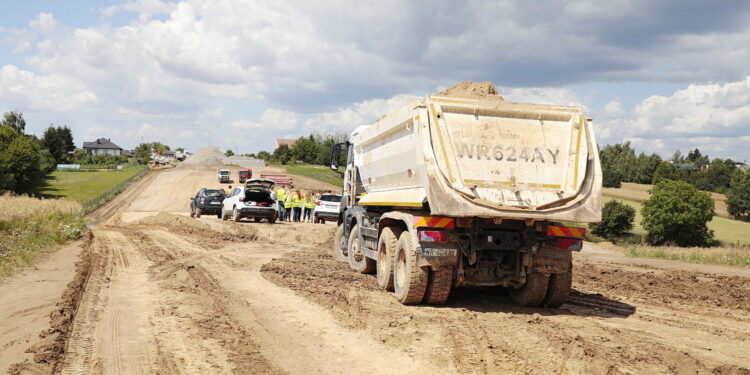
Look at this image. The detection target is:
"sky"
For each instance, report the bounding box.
[1,0,749,161]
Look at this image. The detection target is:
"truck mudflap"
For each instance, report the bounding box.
[531,248,573,275]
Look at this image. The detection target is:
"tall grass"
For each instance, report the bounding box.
[0,194,85,278]
[626,245,750,267]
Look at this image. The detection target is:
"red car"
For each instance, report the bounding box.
[238,169,252,183]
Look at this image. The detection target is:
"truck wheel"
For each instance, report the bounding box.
[509,272,550,307]
[423,267,453,305]
[195,208,202,218]
[332,224,347,262]
[348,224,376,273]
[544,263,573,307]
[376,227,401,291]
[393,232,428,304]
[232,207,241,222]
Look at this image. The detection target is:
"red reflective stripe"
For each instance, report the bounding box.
[427,217,442,227]
[547,225,585,239]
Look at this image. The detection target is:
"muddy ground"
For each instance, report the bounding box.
[2,153,749,374]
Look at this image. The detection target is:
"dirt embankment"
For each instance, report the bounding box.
[436,81,503,100]
[262,243,750,374]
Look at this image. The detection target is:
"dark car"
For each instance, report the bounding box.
[190,188,225,218]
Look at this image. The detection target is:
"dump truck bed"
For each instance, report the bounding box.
[351,96,602,222]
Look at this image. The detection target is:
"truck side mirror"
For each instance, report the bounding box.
[330,144,341,171]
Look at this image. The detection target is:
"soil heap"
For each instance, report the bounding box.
[435,81,503,100]
[182,146,225,166]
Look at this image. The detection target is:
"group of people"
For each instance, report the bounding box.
[273,185,319,223]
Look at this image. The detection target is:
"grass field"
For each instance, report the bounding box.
[285,164,344,187]
[625,245,750,267]
[604,182,730,218]
[603,196,750,246]
[0,195,85,278]
[34,166,145,203]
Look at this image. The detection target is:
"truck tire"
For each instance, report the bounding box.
[348,224,376,274]
[423,267,453,305]
[509,272,550,307]
[332,224,347,262]
[195,208,202,218]
[376,227,401,291]
[543,263,573,307]
[232,207,241,222]
[393,232,428,305]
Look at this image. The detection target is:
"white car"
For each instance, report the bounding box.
[221,178,277,223]
[313,193,342,224]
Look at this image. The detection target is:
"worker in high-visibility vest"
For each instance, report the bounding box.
[275,186,287,222]
[292,190,303,222]
[283,191,294,221]
[303,192,316,223]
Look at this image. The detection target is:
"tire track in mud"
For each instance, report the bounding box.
[261,243,750,374]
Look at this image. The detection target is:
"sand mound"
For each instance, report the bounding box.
[183,146,226,166]
[435,81,503,100]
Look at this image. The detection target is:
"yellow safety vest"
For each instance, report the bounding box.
[284,194,293,208]
[276,188,286,202]
[305,197,316,209]
[292,196,303,208]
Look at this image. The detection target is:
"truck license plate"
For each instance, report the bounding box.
[421,248,457,257]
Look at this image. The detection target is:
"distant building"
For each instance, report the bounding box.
[83,138,123,156]
[275,138,297,149]
[736,162,749,173]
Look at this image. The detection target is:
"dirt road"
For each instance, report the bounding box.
[4,155,750,374]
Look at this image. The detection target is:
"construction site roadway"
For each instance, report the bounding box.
[2,153,749,375]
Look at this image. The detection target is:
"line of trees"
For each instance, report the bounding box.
[600,142,741,194]
[255,133,348,166]
[1,111,77,194]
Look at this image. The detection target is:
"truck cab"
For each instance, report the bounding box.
[217,169,231,183]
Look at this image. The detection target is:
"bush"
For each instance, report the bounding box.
[642,180,714,246]
[727,171,750,221]
[590,200,635,239]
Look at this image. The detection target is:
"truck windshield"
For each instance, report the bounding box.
[220,171,229,175]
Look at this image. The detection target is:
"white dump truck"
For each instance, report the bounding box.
[330,89,602,307]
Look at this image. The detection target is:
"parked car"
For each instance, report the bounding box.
[217,169,231,183]
[190,188,226,218]
[312,193,342,224]
[221,178,277,223]
[238,169,252,183]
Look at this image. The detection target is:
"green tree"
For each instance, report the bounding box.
[590,200,636,239]
[642,180,714,246]
[634,152,662,184]
[272,144,292,164]
[599,142,637,188]
[1,111,26,134]
[652,162,685,184]
[257,150,271,160]
[727,171,750,221]
[691,158,738,193]
[225,149,235,157]
[291,136,317,163]
[134,142,170,163]
[41,126,66,164]
[0,125,43,193]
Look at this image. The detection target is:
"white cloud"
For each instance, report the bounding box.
[0,65,98,111]
[227,108,298,131]
[304,93,418,132]
[597,77,750,159]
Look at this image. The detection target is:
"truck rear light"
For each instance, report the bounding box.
[418,230,449,243]
[555,238,582,250]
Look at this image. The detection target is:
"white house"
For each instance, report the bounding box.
[83,138,123,156]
